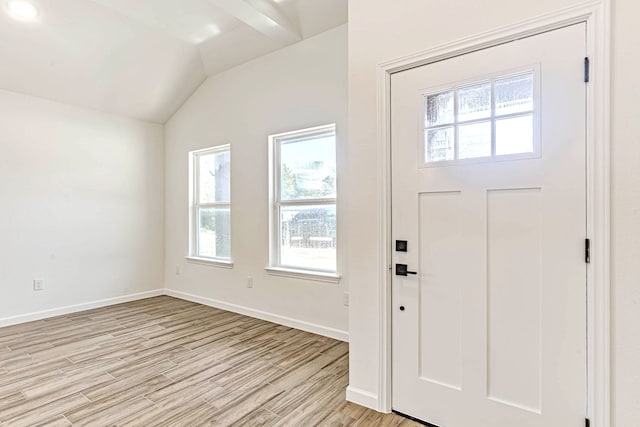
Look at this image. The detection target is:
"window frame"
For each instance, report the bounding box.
[187,144,232,267]
[419,65,541,168]
[267,124,340,282]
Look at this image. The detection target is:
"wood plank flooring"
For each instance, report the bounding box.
[0,296,420,426]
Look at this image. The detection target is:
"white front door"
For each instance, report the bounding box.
[391,24,587,427]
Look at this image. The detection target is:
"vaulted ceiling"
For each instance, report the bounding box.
[0,0,347,123]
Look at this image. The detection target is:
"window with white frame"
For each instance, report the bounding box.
[190,145,231,261]
[269,125,337,273]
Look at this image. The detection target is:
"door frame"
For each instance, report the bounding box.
[375,1,611,425]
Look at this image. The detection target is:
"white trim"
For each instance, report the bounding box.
[185,256,234,269]
[373,2,610,424]
[346,387,381,411]
[264,266,341,284]
[376,47,394,416]
[269,123,338,141]
[165,289,349,342]
[585,1,611,425]
[0,289,164,328]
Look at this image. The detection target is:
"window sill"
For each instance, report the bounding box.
[185,256,234,269]
[264,267,341,284]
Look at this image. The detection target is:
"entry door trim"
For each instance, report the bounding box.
[370,2,611,426]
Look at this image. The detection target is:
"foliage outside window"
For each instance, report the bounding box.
[190,145,231,261]
[270,125,337,273]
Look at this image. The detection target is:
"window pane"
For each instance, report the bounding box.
[199,151,230,204]
[198,207,230,259]
[425,127,454,162]
[496,115,534,155]
[425,91,454,126]
[280,134,336,201]
[495,73,534,116]
[280,205,336,271]
[459,121,491,159]
[458,82,491,121]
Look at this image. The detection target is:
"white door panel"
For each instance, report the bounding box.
[391,24,587,427]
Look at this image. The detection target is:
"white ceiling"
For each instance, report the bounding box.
[0,0,347,123]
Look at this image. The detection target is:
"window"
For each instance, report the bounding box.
[268,125,338,277]
[189,145,231,263]
[423,70,537,164]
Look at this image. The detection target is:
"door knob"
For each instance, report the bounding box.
[395,264,417,276]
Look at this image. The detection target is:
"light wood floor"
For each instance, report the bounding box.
[0,296,421,426]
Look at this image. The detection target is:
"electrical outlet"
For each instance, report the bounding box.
[175,266,180,276]
[247,276,253,288]
[33,279,44,291]
[343,292,350,307]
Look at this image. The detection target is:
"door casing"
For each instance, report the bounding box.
[367,2,611,426]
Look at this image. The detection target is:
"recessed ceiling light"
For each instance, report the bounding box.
[6,1,39,21]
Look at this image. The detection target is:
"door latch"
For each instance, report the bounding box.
[395,264,417,276]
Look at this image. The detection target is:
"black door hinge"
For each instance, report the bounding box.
[585,418,591,427]
[584,57,590,83]
[585,238,591,264]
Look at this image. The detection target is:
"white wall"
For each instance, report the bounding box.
[611,0,640,424]
[0,90,165,323]
[347,0,638,425]
[164,25,348,339]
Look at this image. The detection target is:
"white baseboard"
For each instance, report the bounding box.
[0,289,164,328]
[0,288,350,344]
[346,386,382,411]
[165,289,349,342]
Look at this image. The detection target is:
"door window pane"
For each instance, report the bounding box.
[280,135,336,201]
[496,115,534,155]
[199,207,231,259]
[199,151,230,204]
[425,91,454,126]
[426,127,455,162]
[495,73,534,116]
[459,121,492,159]
[422,70,536,164]
[280,205,336,271]
[458,82,491,122]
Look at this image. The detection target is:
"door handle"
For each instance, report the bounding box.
[396,264,417,276]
